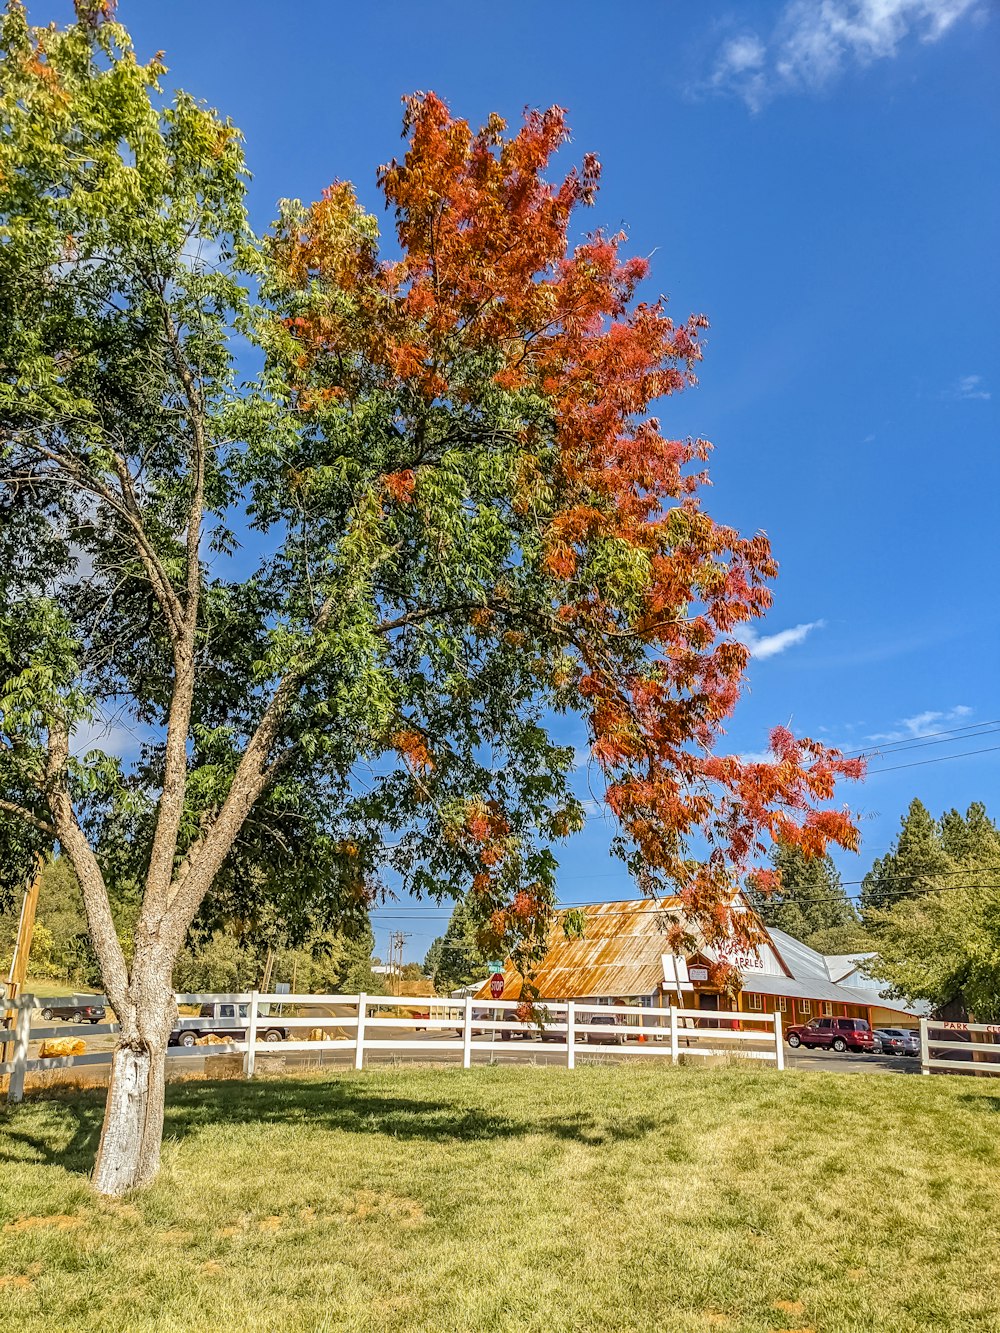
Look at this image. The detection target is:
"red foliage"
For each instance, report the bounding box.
[274,93,864,961]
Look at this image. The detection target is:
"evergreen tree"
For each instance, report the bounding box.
[861,798,953,918]
[749,843,864,952]
[867,801,1000,1020]
[429,899,488,994]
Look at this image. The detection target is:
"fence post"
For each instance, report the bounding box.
[245,990,259,1079]
[463,995,473,1069]
[354,993,367,1071]
[566,1000,576,1070]
[919,1016,930,1075]
[7,999,32,1104]
[669,1005,679,1065]
[773,1010,784,1071]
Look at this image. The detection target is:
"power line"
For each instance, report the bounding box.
[839,718,1000,758]
[851,726,1000,760]
[867,744,1000,774]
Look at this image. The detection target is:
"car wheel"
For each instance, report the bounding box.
[832,1037,848,1052]
[263,1030,282,1043]
[73,1011,86,1024]
[787,1033,801,1048]
[178,1031,197,1048]
[41,1007,53,1021]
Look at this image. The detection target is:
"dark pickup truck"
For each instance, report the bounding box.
[169,1001,288,1048]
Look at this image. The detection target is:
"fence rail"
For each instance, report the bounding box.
[3,992,784,1102]
[919,1017,1000,1077]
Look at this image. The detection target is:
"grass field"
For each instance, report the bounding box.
[0,1065,997,1332]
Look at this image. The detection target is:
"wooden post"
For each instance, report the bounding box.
[669,1004,679,1065]
[245,990,259,1079]
[462,995,473,1069]
[3,860,42,1065]
[773,1010,784,1071]
[919,1016,930,1075]
[260,947,274,995]
[354,993,367,1070]
[566,1000,576,1070]
[7,1000,32,1104]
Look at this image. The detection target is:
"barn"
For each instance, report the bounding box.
[476,897,923,1029]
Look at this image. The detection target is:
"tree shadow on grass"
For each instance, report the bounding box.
[956,1094,1000,1113]
[0,1073,664,1178]
[0,1090,105,1175]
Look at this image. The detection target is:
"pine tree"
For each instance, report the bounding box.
[750,843,864,952]
[429,899,488,994]
[861,798,953,918]
[866,801,1000,1020]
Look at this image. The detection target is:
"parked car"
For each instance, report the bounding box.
[785,1016,875,1053]
[168,1001,287,1049]
[874,1027,920,1057]
[39,1001,106,1024]
[583,1012,625,1045]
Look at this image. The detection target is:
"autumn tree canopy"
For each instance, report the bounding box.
[0,1,859,1194]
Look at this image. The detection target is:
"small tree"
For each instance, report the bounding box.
[0,4,860,1195]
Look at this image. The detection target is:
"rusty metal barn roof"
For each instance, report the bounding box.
[477,898,684,1000]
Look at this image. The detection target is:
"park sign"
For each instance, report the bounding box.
[490,973,505,999]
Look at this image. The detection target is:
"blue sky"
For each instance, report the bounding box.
[60,1,999,960]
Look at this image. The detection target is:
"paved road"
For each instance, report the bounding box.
[786,1046,920,1075]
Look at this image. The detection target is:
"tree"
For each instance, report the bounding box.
[748,843,866,954]
[429,897,490,994]
[0,4,860,1195]
[861,798,952,918]
[423,935,444,981]
[866,802,1000,1019]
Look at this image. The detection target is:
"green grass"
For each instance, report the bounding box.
[20,978,102,999]
[1,1065,997,1332]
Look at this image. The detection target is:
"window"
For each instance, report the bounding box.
[746,993,763,1011]
[822,1001,833,1016]
[238,1004,249,1019]
[219,1004,235,1018]
[817,1019,833,1030]
[777,997,788,1012]
[799,1000,811,1015]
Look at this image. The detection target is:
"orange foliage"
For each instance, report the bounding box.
[272,93,863,960]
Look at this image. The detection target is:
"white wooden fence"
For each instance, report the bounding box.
[2,992,784,1103]
[919,1017,1000,1076]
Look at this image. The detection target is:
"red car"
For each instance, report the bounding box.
[786,1016,875,1053]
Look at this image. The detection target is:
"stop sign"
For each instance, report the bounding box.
[489,972,504,999]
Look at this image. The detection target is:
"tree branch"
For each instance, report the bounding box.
[0,799,56,839]
[43,720,130,1016]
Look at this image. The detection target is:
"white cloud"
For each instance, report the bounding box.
[708,0,979,111]
[868,704,972,744]
[737,749,780,764]
[943,373,991,401]
[734,619,825,660]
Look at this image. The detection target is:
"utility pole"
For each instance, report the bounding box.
[387,931,411,995]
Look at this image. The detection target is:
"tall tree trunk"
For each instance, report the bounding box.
[91,949,176,1197]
